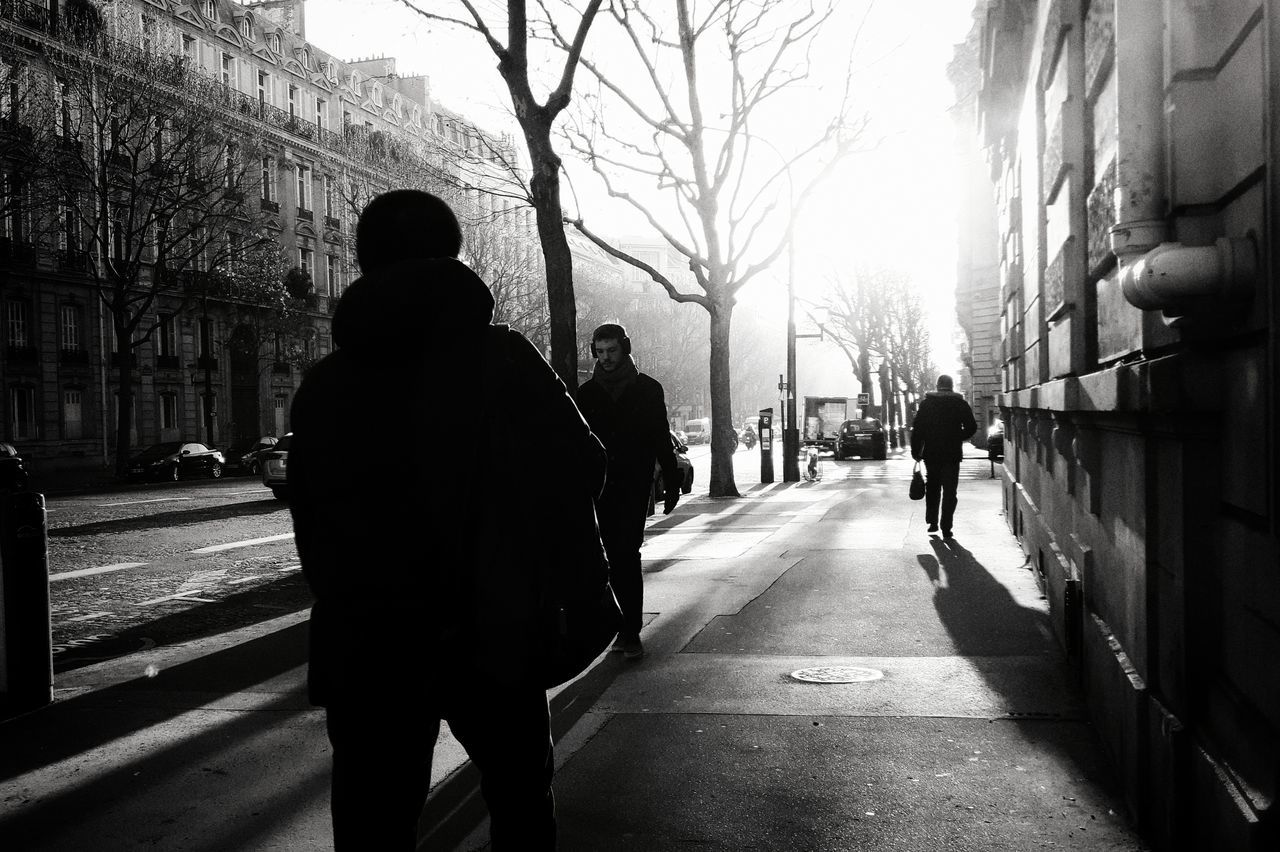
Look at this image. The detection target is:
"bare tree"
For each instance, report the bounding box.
[29,32,279,473]
[821,265,936,437]
[391,0,605,389]
[564,0,865,496]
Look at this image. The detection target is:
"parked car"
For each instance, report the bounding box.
[127,441,226,481]
[223,435,279,476]
[834,418,887,460]
[0,442,29,490]
[261,433,291,500]
[648,431,695,515]
[987,418,1005,460]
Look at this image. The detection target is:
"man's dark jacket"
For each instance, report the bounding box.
[576,372,677,502]
[288,257,605,704]
[910,390,978,463]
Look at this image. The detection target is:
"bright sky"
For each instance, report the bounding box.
[304,0,979,373]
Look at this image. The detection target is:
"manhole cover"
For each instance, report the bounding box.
[790,666,884,684]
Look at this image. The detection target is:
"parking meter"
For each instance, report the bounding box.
[759,408,774,483]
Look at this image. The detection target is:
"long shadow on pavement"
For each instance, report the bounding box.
[48,497,286,537]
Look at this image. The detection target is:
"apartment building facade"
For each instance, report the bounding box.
[0,0,529,473]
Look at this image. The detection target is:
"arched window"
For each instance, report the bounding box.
[268,33,281,53]
[239,15,254,41]
[202,0,216,21]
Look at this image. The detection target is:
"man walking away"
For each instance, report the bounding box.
[576,323,680,660]
[288,190,606,850]
[910,374,978,538]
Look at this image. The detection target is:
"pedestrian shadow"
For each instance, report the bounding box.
[915,536,1050,656]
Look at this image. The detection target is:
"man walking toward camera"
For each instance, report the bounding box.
[910,374,977,538]
[576,323,680,660]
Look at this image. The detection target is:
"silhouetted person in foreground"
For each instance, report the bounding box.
[288,190,605,850]
[575,323,679,660]
[910,374,977,538]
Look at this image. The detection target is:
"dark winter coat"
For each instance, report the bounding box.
[910,390,978,463]
[576,373,678,502]
[288,257,606,704]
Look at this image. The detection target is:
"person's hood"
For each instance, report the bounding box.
[332,257,494,354]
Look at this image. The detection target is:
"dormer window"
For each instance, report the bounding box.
[371,83,382,107]
[239,15,254,41]
[202,0,216,21]
[268,33,281,53]
[300,48,310,68]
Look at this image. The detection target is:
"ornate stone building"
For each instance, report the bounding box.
[962,1,1278,848]
[0,0,530,474]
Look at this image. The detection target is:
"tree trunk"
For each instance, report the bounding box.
[113,358,133,478]
[522,122,578,390]
[707,298,739,497]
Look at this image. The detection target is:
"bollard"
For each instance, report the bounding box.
[0,489,52,715]
[758,408,774,484]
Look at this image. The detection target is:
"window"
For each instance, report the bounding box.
[197,393,217,443]
[141,15,156,53]
[288,84,297,118]
[53,77,73,138]
[60,198,78,252]
[257,70,270,108]
[202,0,216,20]
[7,301,28,348]
[1,60,19,125]
[260,157,274,201]
[160,392,178,431]
[224,141,239,188]
[181,35,196,65]
[268,33,281,53]
[296,162,312,211]
[158,313,178,357]
[315,98,326,130]
[199,318,214,357]
[221,53,234,88]
[299,246,313,276]
[60,305,80,351]
[323,174,335,217]
[326,254,339,297]
[111,206,127,260]
[342,109,352,130]
[273,394,287,435]
[190,225,206,271]
[63,389,83,440]
[228,230,242,263]
[10,386,35,440]
[371,83,382,107]
[239,16,253,40]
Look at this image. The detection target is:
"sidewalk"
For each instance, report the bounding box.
[0,455,1148,851]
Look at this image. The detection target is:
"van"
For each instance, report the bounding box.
[684,418,710,444]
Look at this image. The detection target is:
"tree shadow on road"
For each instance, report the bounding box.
[48,497,286,537]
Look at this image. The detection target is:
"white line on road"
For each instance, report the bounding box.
[50,562,149,582]
[188,532,295,554]
[279,563,301,571]
[137,590,212,606]
[228,575,265,584]
[65,611,113,622]
[96,497,194,507]
[223,489,271,496]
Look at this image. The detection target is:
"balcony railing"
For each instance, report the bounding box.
[155,354,180,371]
[296,208,313,222]
[7,344,37,363]
[196,354,219,372]
[0,238,36,266]
[60,348,90,365]
[260,198,280,213]
[110,352,136,369]
[324,215,341,230]
[271,361,291,375]
[0,0,53,34]
[58,248,90,271]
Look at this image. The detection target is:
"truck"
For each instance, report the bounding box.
[802,397,849,453]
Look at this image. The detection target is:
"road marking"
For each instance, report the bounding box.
[50,562,148,582]
[96,497,194,507]
[279,563,301,572]
[228,575,265,584]
[189,532,295,554]
[65,611,113,622]
[224,489,271,496]
[137,590,212,606]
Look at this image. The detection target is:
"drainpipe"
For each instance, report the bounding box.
[1109,1,1256,322]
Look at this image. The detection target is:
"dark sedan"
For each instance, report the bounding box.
[223,435,279,476]
[127,441,226,482]
[834,418,887,460]
[648,431,695,515]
